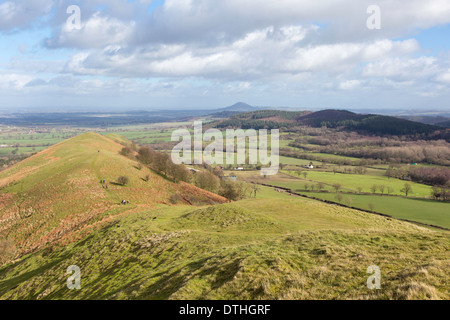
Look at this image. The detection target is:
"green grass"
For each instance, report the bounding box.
[307,152,360,162]
[0,198,448,300]
[279,156,322,167]
[302,192,450,229]
[0,132,79,145]
[253,185,294,199]
[231,170,449,229]
[1,132,449,300]
[0,131,81,156]
[103,133,133,146]
[0,146,47,156]
[301,192,450,229]
[283,170,432,197]
[102,131,174,144]
[0,132,225,258]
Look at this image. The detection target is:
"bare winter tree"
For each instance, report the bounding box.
[401,183,413,197]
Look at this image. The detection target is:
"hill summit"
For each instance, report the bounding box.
[0,132,225,256]
[221,102,259,112]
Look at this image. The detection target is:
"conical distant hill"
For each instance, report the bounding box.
[0,132,226,256]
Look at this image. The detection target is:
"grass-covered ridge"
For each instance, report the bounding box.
[0,197,448,300]
[0,132,225,257]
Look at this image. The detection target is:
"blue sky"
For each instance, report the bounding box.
[1,0,450,112]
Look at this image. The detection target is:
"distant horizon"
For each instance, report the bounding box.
[0,103,449,116]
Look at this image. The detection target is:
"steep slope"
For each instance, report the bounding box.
[0,132,225,257]
[0,197,448,300]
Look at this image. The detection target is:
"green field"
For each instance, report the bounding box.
[301,192,450,229]
[283,170,432,197]
[229,169,449,229]
[279,156,322,167]
[0,136,67,146]
[307,152,360,162]
[0,146,48,156]
[102,131,174,144]
[0,131,81,157]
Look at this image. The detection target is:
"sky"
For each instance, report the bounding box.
[1,0,450,112]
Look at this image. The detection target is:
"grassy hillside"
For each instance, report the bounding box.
[0,196,448,300]
[103,133,134,146]
[1,132,448,300]
[0,132,225,258]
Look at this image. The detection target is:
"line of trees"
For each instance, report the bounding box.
[136,146,249,201]
[408,166,450,186]
[288,129,450,166]
[431,186,450,201]
[370,184,394,195]
[137,147,191,183]
[386,165,450,187]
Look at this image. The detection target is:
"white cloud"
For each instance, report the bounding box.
[47,12,136,49]
[0,0,53,31]
[0,73,33,90]
[285,39,418,73]
[0,2,16,23]
[363,57,438,79]
[339,80,361,90]
[63,30,421,80]
[224,82,251,93]
[435,69,450,84]
[2,0,450,110]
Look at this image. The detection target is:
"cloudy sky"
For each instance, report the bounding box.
[1,0,450,111]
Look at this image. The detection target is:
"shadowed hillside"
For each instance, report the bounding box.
[212,109,443,136]
[0,132,226,258]
[0,196,448,300]
[296,110,441,136]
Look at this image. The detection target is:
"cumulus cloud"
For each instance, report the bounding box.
[2,0,450,109]
[46,11,136,49]
[435,69,450,84]
[62,29,421,80]
[0,0,53,31]
[339,80,361,90]
[127,0,450,46]
[362,56,440,80]
[0,73,33,90]
[42,0,432,82]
